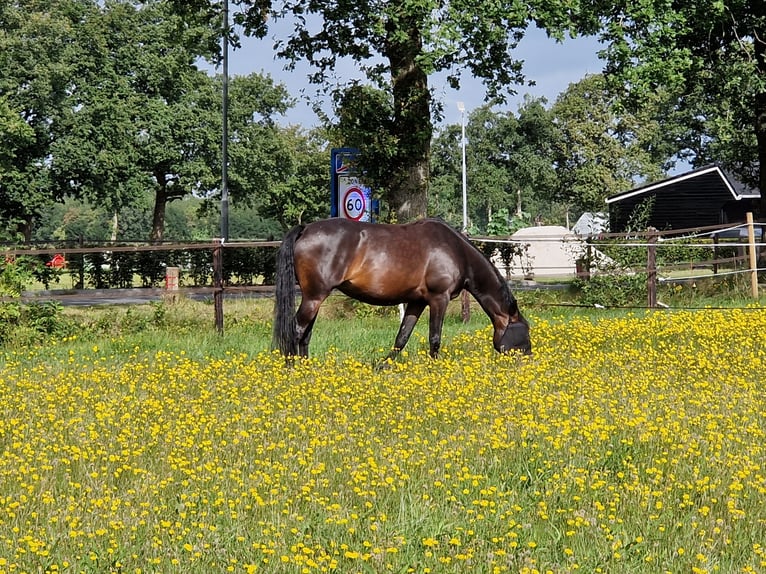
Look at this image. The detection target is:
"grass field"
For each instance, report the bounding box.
[1,297,765,573]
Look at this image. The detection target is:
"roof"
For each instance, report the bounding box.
[605,164,760,205]
[572,212,608,236]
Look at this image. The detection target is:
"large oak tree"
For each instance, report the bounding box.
[176,0,573,222]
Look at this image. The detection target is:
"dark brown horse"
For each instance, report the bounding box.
[272,218,531,360]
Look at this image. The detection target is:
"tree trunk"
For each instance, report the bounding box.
[385,13,432,222]
[18,217,33,243]
[110,211,118,242]
[150,185,167,243]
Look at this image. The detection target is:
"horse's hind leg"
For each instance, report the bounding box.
[383,301,426,362]
[295,295,326,357]
[427,295,449,358]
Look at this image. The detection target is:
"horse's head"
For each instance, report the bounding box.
[495,314,532,355]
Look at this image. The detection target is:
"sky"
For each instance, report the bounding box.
[221,24,605,129]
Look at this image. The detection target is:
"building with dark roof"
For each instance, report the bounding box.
[606,165,761,233]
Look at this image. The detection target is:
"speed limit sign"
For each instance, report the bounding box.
[342,186,367,220]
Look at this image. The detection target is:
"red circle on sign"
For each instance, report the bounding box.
[342,186,367,220]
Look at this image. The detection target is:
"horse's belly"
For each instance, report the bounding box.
[337,279,417,306]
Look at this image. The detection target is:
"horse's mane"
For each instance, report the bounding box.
[428,218,516,309]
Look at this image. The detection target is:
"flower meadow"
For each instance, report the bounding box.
[1,308,766,573]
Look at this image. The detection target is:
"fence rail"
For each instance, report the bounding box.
[4,216,765,329]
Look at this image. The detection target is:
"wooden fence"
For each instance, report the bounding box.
[4,216,765,332]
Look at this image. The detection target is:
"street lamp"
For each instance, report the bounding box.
[220,0,229,242]
[457,102,470,323]
[457,101,467,232]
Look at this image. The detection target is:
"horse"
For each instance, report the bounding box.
[272,218,531,360]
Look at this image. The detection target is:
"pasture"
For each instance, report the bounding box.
[0,298,765,573]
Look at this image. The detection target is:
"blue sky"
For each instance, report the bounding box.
[222,25,604,128]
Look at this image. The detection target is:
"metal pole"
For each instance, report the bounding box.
[457,102,470,323]
[220,0,229,242]
[458,102,467,232]
[213,239,224,334]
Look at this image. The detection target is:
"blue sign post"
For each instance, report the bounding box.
[330,148,378,221]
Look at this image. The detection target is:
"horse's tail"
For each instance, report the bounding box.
[272,225,304,356]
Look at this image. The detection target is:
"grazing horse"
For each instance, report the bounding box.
[272,218,531,359]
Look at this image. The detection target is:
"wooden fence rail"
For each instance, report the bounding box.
[3,216,764,330]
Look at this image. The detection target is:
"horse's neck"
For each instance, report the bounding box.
[465,254,505,315]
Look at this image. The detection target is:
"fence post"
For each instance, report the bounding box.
[76,236,85,289]
[164,266,180,303]
[646,227,658,308]
[712,233,719,275]
[576,238,592,280]
[746,212,759,299]
[461,289,470,323]
[213,239,224,334]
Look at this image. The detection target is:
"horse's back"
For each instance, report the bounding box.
[293,219,467,304]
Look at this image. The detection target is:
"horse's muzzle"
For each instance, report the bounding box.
[500,322,532,355]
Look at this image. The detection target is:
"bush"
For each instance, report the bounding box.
[573,273,646,307]
[0,301,76,346]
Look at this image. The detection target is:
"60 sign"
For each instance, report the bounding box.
[342,187,367,221]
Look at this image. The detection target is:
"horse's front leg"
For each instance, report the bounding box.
[427,295,450,358]
[383,301,426,362]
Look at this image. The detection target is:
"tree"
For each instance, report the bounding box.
[551,75,666,213]
[176,0,578,222]
[576,1,766,211]
[430,99,558,232]
[249,126,331,230]
[52,1,296,242]
[52,0,222,243]
[0,0,91,240]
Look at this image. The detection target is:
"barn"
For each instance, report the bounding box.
[606,165,761,233]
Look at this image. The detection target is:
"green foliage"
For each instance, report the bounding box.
[23,301,72,336]
[431,100,559,231]
[476,208,532,276]
[0,256,39,296]
[0,299,75,346]
[579,0,766,203]
[573,273,646,307]
[0,95,34,172]
[245,126,330,230]
[551,75,667,212]
[0,301,22,345]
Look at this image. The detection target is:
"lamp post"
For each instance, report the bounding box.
[220,0,229,242]
[457,102,470,323]
[457,101,467,232]
[215,0,230,335]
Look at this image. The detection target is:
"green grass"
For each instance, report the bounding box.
[1,300,766,573]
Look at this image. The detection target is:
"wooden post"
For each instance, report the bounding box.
[578,238,592,281]
[746,212,758,299]
[76,236,85,289]
[712,233,719,275]
[213,239,224,334]
[164,266,180,303]
[646,227,658,308]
